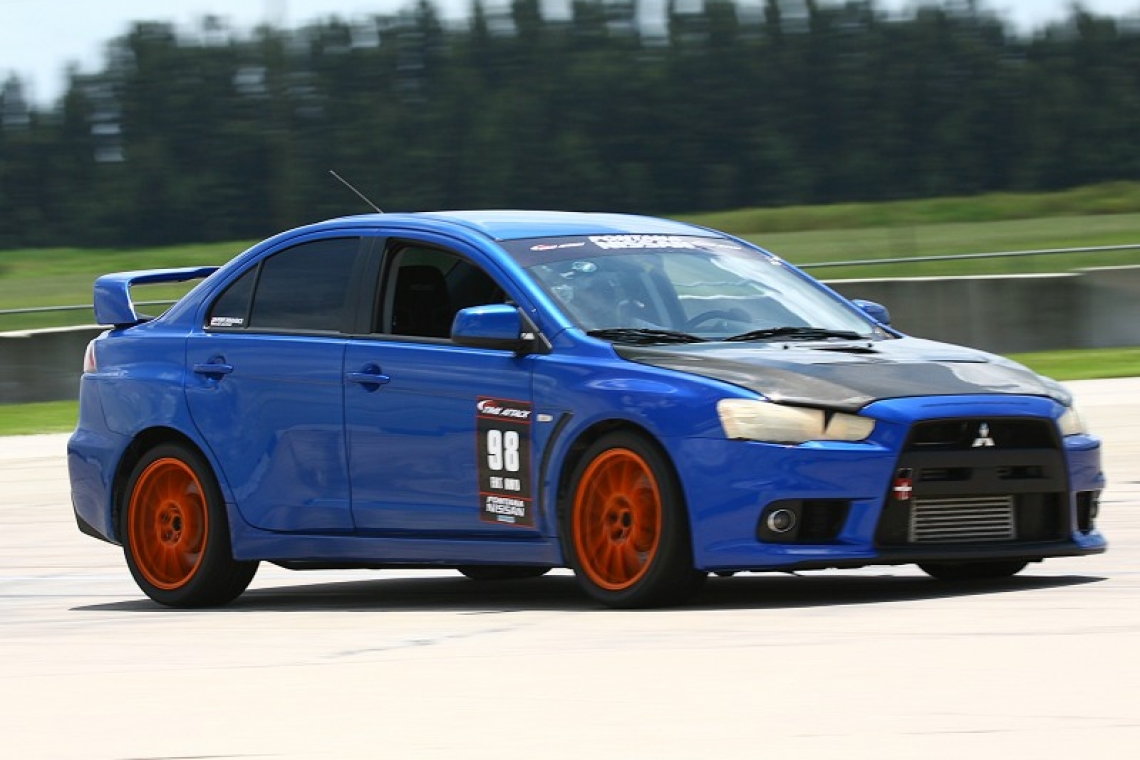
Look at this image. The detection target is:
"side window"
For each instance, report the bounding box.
[208,238,360,332]
[207,268,256,329]
[381,246,505,339]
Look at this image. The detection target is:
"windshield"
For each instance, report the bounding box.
[510,235,880,341]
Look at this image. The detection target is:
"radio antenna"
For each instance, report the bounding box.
[329,170,383,214]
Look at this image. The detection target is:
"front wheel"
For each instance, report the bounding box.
[563,432,703,608]
[918,560,1029,581]
[121,443,258,607]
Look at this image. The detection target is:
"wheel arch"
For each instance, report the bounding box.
[552,420,693,543]
[111,427,218,543]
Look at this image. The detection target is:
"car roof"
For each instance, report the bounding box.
[328,210,719,242]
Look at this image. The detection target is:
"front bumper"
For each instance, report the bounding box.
[673,396,1107,572]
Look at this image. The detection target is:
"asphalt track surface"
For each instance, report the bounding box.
[2,379,1138,759]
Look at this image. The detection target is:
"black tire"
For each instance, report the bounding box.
[120,442,258,607]
[562,431,704,608]
[918,560,1029,581]
[457,565,552,581]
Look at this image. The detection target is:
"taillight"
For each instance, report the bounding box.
[83,340,97,373]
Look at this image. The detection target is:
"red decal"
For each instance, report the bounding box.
[892,469,914,502]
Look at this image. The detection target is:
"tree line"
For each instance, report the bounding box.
[1,0,1138,249]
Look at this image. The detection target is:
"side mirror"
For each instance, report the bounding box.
[852,299,891,326]
[452,304,538,353]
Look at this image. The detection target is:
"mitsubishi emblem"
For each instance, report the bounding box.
[972,422,996,448]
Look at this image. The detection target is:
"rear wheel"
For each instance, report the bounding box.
[121,443,258,607]
[919,560,1028,581]
[563,432,703,608]
[457,566,551,581]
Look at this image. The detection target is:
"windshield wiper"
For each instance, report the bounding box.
[723,326,865,343]
[587,328,708,345]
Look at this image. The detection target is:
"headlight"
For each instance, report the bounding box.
[1058,407,1088,437]
[717,399,875,444]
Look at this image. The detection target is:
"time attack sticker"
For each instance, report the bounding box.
[476,397,534,526]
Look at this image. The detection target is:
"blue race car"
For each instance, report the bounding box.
[67,211,1106,608]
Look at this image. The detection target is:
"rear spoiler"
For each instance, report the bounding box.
[93,267,220,327]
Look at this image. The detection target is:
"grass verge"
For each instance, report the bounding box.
[0,401,77,436]
[1007,347,1140,382]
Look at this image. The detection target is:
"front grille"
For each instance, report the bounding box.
[906,418,1057,451]
[875,416,1070,547]
[908,496,1016,543]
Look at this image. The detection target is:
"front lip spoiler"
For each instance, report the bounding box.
[710,540,1106,573]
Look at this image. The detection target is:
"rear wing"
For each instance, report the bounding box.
[93,267,220,327]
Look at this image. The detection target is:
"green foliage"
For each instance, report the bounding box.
[679,183,1140,236]
[2,2,1140,249]
[0,401,77,436]
[1008,348,1140,382]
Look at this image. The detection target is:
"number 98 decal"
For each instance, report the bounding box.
[476,398,534,526]
[485,429,520,473]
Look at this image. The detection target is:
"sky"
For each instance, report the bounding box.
[2,0,1139,105]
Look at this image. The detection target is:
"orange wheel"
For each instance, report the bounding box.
[122,443,258,607]
[564,432,704,608]
[572,448,662,591]
[127,457,209,590]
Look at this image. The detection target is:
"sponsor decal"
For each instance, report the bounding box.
[972,422,996,448]
[892,468,914,502]
[530,241,588,251]
[476,398,533,421]
[209,316,245,327]
[477,397,534,526]
[691,239,744,251]
[588,235,700,250]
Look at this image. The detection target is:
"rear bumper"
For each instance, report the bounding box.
[67,380,128,544]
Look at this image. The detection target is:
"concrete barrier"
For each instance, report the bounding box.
[1076,265,1140,349]
[828,273,1081,354]
[0,326,104,404]
[828,265,1140,354]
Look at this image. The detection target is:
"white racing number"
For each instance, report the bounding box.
[486,429,521,472]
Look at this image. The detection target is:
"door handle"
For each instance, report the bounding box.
[346,364,391,389]
[193,361,234,377]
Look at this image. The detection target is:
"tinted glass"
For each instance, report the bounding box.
[207,268,256,329]
[249,238,360,331]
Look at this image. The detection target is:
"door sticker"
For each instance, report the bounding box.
[476,397,534,526]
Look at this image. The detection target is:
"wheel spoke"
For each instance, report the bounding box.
[586,530,609,557]
[601,542,625,581]
[632,521,657,553]
[618,543,642,580]
[158,546,181,582]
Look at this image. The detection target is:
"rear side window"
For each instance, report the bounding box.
[207,238,360,332]
[208,270,255,328]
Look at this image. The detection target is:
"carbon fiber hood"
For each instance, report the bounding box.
[616,336,1071,412]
